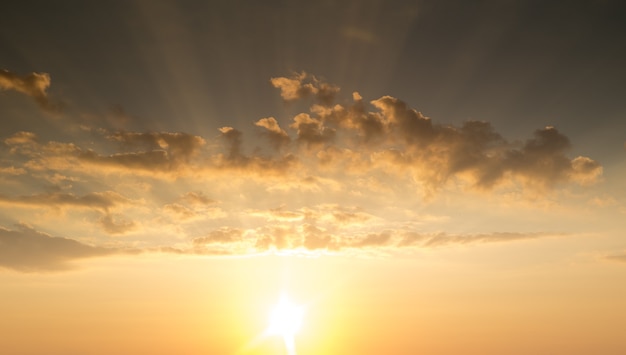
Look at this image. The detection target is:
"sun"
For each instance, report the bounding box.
[266,293,305,355]
[267,294,304,338]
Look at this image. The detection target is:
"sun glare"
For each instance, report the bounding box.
[266,293,305,355]
[267,294,304,337]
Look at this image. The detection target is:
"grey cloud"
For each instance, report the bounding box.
[0,69,63,113]
[0,224,115,272]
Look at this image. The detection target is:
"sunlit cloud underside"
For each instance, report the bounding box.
[0,70,602,271]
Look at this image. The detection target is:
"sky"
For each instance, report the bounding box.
[1,0,626,354]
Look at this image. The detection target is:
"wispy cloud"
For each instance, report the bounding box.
[0,191,132,212]
[606,254,626,264]
[0,69,63,113]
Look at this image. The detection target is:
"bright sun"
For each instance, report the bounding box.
[267,294,305,339]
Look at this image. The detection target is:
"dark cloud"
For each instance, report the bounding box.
[0,224,115,272]
[0,69,63,113]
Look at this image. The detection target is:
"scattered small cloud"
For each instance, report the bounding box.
[0,70,604,266]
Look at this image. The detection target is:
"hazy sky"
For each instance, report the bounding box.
[1,1,626,354]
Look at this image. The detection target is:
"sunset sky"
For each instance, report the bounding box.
[1,1,626,354]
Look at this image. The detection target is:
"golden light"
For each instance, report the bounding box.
[266,293,305,355]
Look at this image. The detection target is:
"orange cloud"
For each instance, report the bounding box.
[271,72,340,106]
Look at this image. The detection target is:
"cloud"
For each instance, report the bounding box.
[158,224,560,256]
[255,117,291,150]
[0,166,26,176]
[0,224,115,272]
[107,131,206,161]
[76,130,207,175]
[4,130,210,178]
[162,192,224,222]
[351,232,392,248]
[5,73,598,192]
[213,126,298,175]
[0,69,63,113]
[180,191,215,205]
[0,191,132,212]
[271,72,340,106]
[290,113,336,148]
[99,214,137,235]
[193,227,244,245]
[398,232,555,248]
[606,254,626,263]
[0,70,604,261]
[0,191,136,235]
